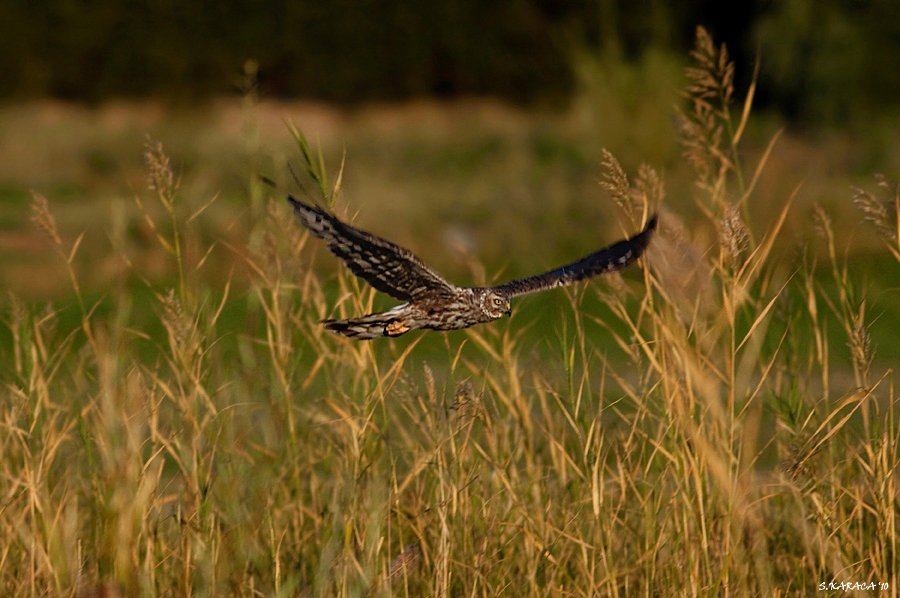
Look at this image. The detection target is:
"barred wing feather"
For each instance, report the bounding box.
[286,194,457,301]
[492,214,657,298]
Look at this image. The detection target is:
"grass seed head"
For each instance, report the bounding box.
[718,204,750,266]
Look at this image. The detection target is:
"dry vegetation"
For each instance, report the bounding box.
[2,28,898,597]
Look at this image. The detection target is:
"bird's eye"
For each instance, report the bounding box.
[494,298,503,306]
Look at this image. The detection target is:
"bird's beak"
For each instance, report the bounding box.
[505,307,512,317]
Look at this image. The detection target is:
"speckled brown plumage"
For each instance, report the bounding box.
[285,193,657,339]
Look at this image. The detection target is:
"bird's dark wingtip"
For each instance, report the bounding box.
[284,193,306,210]
[645,213,659,233]
[258,175,310,212]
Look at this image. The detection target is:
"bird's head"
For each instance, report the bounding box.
[479,289,511,320]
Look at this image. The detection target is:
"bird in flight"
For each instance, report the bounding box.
[283,193,657,339]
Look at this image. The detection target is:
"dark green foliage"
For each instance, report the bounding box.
[2,0,898,124]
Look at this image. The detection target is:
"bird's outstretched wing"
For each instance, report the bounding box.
[491,214,657,298]
[286,194,457,301]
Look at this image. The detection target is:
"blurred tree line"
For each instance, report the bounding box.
[1,0,897,124]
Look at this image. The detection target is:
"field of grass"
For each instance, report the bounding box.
[2,30,899,596]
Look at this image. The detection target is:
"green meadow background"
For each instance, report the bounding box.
[1,4,899,596]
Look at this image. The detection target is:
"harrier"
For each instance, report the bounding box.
[284,193,657,339]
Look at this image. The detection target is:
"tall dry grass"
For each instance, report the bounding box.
[1,27,897,597]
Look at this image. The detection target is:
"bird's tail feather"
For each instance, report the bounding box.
[323,318,386,339]
[323,311,410,340]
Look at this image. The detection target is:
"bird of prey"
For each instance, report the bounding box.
[284,193,656,339]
